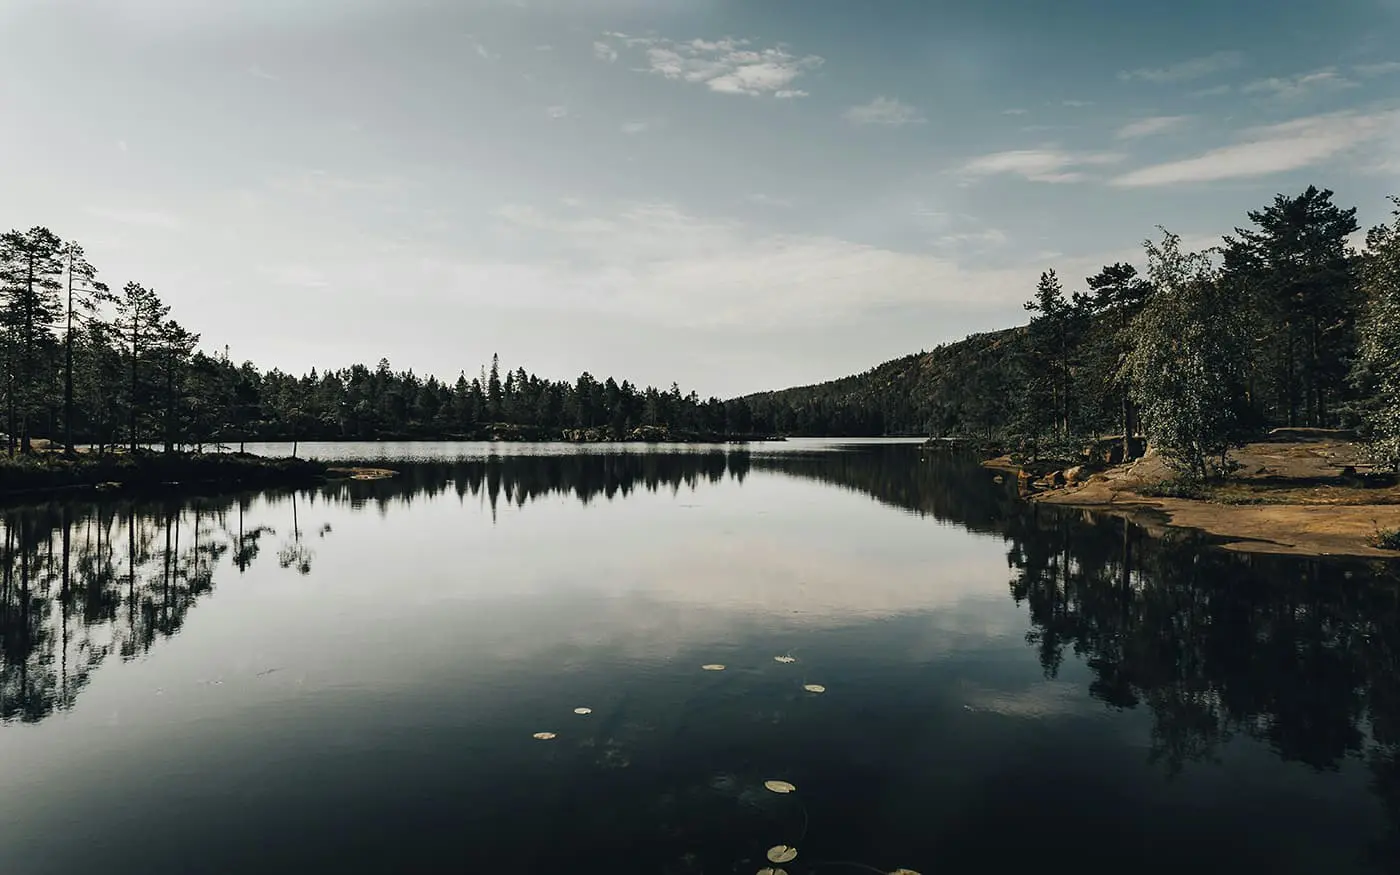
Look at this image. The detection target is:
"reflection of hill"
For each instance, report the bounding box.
[5,443,1400,866]
[1006,507,1400,866]
[310,444,1021,533]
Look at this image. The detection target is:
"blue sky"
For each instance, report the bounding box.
[2,0,1398,396]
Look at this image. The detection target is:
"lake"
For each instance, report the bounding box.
[1,439,1398,874]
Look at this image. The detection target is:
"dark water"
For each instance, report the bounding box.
[2,441,1398,874]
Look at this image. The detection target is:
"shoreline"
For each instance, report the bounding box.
[985,435,1400,558]
[0,452,405,503]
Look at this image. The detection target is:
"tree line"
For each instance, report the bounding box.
[0,227,768,455]
[7,184,1399,475]
[745,186,1400,477]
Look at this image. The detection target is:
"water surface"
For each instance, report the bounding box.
[1,442,1397,874]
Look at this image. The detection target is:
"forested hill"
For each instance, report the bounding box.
[741,328,1023,438]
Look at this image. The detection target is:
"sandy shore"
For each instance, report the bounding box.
[992,432,1400,558]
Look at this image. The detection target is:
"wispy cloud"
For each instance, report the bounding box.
[534,44,554,52]
[1109,109,1398,187]
[935,228,1009,249]
[1242,67,1356,99]
[745,193,794,208]
[1115,115,1191,139]
[1060,99,1094,108]
[1355,60,1400,77]
[264,265,329,289]
[844,96,924,126]
[1191,84,1233,97]
[959,148,1125,184]
[546,105,569,119]
[247,64,276,80]
[1119,50,1244,83]
[86,206,182,230]
[478,201,1049,327]
[597,34,824,97]
[1001,108,1027,115]
[620,120,651,134]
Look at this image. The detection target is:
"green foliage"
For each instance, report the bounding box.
[1126,229,1251,481]
[1371,527,1400,551]
[1353,198,1400,471]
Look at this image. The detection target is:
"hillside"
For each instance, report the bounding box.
[742,327,1025,437]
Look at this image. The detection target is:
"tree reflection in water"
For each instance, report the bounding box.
[0,444,1396,861]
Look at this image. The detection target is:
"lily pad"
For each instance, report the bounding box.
[774,656,796,664]
[574,707,592,715]
[889,870,923,875]
[766,845,798,864]
[803,684,826,694]
[701,664,726,671]
[532,732,556,740]
[763,780,797,794]
[758,869,789,875]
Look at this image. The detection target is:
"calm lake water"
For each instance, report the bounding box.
[2,440,1398,874]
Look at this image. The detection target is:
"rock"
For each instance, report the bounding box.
[1063,465,1085,486]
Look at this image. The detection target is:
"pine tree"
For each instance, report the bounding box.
[60,241,111,454]
[0,227,66,453]
[113,282,170,451]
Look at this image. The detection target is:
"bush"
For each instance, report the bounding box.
[1371,527,1400,551]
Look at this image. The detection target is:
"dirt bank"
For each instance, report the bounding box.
[994,431,1400,558]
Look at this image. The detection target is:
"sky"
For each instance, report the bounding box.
[2,0,1399,398]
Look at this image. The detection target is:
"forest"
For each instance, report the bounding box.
[0,227,768,453]
[746,186,1400,478]
[3,184,1399,478]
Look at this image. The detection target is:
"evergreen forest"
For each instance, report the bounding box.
[4,184,1400,477]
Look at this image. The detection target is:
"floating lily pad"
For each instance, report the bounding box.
[763,780,797,794]
[766,845,798,864]
[701,664,726,671]
[757,869,789,875]
[774,656,796,664]
[532,732,556,740]
[574,707,592,715]
[803,684,826,694]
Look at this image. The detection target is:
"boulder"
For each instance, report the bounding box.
[1063,465,1085,486]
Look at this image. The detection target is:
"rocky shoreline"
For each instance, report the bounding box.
[983,430,1400,558]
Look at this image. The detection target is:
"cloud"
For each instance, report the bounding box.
[247,64,277,80]
[1355,61,1400,77]
[745,193,794,208]
[598,33,824,97]
[958,148,1125,184]
[264,265,330,289]
[844,96,924,126]
[1109,109,1399,187]
[1191,84,1233,97]
[1241,67,1357,99]
[1060,99,1094,108]
[1001,108,1027,115]
[546,105,569,119]
[116,140,129,153]
[620,120,650,134]
[458,201,1079,329]
[935,228,1009,249]
[1119,50,1244,83]
[85,206,182,230]
[534,44,554,52]
[1114,115,1191,139]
